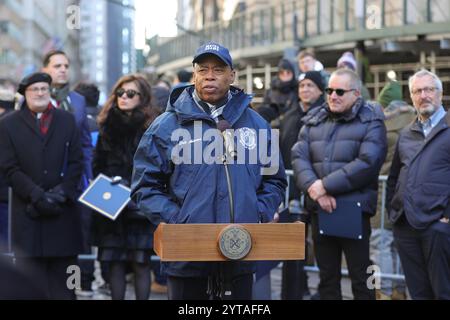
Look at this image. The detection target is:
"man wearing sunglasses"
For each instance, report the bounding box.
[386,69,450,299]
[292,68,387,299]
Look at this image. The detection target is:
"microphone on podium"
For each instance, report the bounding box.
[217,119,237,160]
[216,118,235,224]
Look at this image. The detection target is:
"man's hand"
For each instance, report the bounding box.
[34,192,64,217]
[317,195,337,214]
[308,180,327,201]
[440,217,449,223]
[270,212,280,223]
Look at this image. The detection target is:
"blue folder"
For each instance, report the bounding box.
[318,199,363,239]
[78,174,131,221]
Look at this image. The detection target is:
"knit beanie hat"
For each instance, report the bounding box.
[337,51,357,71]
[377,81,402,108]
[298,71,325,92]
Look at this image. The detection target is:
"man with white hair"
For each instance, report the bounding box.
[387,69,450,299]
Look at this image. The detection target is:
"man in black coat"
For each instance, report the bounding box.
[387,69,450,299]
[292,68,387,299]
[280,71,325,173]
[0,72,84,299]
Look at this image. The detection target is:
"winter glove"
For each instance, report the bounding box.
[26,204,41,219]
[48,184,68,203]
[34,192,64,217]
[127,199,139,211]
[126,200,147,220]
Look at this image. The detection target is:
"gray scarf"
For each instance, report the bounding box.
[51,84,71,112]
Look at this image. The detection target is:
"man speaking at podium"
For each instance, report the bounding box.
[131,42,287,300]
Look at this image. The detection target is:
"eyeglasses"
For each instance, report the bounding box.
[115,88,141,99]
[325,88,356,96]
[411,87,437,96]
[27,87,49,94]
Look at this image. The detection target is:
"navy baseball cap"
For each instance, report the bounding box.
[192,42,233,69]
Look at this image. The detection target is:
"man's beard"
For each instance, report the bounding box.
[418,103,436,117]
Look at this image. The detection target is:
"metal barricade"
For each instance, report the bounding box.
[2,173,405,282]
[284,170,405,282]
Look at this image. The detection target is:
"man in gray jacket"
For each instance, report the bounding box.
[387,69,450,299]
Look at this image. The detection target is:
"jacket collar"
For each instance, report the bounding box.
[168,85,252,127]
[425,109,450,140]
[410,107,449,135]
[408,110,450,165]
[303,97,367,126]
[19,105,43,138]
[329,97,364,122]
[19,104,58,143]
[299,95,325,114]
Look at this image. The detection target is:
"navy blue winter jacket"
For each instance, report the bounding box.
[291,98,387,216]
[131,85,287,277]
[68,91,93,187]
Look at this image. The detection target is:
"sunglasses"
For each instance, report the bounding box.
[115,88,141,99]
[325,88,356,96]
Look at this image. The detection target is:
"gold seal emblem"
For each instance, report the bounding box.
[102,192,112,200]
[218,225,252,260]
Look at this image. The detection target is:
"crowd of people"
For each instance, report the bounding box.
[0,41,449,300]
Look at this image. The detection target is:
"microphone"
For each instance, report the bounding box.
[214,118,237,300]
[217,119,237,160]
[217,119,235,224]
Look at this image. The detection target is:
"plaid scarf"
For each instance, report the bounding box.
[35,103,54,135]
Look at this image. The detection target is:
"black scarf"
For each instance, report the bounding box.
[271,77,297,94]
[103,105,146,138]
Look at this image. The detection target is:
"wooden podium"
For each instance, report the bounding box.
[154,222,305,261]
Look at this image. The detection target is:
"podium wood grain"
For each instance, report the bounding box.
[154,222,305,261]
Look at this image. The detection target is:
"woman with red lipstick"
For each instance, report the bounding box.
[93,74,161,300]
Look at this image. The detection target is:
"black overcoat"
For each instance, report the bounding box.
[0,107,83,257]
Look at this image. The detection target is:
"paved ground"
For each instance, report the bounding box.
[79,262,354,300]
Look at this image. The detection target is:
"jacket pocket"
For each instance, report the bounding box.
[421,183,450,197]
[245,164,262,190]
[170,164,200,202]
[244,164,264,221]
[168,164,201,224]
[416,183,450,213]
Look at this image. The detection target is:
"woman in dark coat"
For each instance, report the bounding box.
[92,74,160,300]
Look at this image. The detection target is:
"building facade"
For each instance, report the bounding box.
[79,0,136,97]
[147,0,450,107]
[0,0,81,82]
